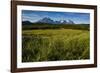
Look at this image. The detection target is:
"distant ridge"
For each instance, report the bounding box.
[22,18,89,30]
[22,21,32,25]
[35,17,75,24]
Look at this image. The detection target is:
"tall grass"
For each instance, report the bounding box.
[22,29,90,62]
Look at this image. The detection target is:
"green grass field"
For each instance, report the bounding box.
[22,29,90,62]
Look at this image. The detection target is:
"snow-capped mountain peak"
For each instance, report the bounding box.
[36,17,75,24]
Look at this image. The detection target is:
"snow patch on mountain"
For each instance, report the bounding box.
[36,17,75,24]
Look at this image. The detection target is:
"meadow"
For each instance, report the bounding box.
[22,27,90,62]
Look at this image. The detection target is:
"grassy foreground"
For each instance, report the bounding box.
[22,29,90,62]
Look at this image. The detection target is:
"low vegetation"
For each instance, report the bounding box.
[22,28,90,62]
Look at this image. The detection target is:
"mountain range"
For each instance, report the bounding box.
[36,17,75,24]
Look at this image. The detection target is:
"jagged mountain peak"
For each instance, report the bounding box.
[36,17,75,24]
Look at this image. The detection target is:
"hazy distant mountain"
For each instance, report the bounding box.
[36,17,75,24]
[22,21,32,25]
[36,17,54,24]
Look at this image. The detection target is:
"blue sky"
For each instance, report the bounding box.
[22,10,90,24]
